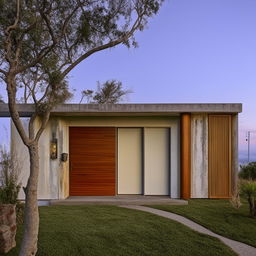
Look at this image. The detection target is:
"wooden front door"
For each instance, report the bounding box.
[69,127,116,196]
[208,115,231,198]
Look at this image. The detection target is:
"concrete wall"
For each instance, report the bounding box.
[191,114,208,198]
[12,118,69,200]
[11,120,30,200]
[231,114,239,196]
[12,116,180,199]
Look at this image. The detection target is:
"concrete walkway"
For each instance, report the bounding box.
[121,205,256,256]
[50,195,187,206]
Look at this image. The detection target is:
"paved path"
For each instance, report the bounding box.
[121,205,256,256]
[50,196,187,206]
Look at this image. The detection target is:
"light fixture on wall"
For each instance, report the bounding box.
[50,136,58,160]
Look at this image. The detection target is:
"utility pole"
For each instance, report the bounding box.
[246,131,256,163]
[246,131,251,163]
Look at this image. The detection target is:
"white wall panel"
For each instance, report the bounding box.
[118,128,142,194]
[144,128,170,195]
[12,118,60,200]
[191,114,208,198]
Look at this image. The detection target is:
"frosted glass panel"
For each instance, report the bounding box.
[118,128,142,194]
[144,128,169,195]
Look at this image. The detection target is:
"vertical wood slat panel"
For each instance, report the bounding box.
[69,127,116,196]
[208,115,231,198]
[180,114,191,199]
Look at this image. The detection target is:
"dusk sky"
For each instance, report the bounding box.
[0,0,256,161]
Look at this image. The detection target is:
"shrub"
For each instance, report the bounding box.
[239,162,256,180]
[0,147,21,205]
[240,179,256,218]
[230,189,241,209]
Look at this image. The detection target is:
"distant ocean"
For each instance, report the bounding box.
[239,158,251,166]
[239,149,256,166]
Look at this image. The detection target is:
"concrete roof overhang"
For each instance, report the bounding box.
[0,103,242,117]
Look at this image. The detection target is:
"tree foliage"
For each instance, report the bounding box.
[239,162,256,181]
[0,0,162,113]
[0,0,164,149]
[80,80,131,104]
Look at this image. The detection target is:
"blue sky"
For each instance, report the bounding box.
[0,0,256,160]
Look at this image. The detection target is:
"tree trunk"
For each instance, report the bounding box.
[19,143,40,256]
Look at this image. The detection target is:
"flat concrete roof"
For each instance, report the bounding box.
[0,103,242,117]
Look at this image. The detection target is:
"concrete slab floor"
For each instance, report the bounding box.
[50,195,188,206]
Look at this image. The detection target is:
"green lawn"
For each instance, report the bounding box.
[149,199,256,248]
[7,205,236,256]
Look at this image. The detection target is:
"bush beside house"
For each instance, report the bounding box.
[237,162,256,218]
[239,162,256,180]
[0,148,21,253]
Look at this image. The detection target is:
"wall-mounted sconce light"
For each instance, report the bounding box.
[61,153,68,162]
[50,138,58,160]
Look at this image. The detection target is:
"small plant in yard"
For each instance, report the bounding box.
[0,147,22,253]
[0,147,21,205]
[239,162,256,180]
[0,147,23,224]
[239,179,256,218]
[232,162,256,218]
[230,188,241,209]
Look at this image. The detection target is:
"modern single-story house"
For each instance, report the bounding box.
[0,103,242,200]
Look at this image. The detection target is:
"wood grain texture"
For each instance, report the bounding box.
[180,113,191,199]
[69,127,116,196]
[208,115,231,198]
